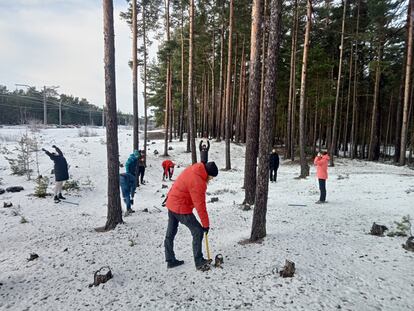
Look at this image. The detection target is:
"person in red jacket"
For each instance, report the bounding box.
[162,159,175,181]
[314,151,330,204]
[164,161,218,270]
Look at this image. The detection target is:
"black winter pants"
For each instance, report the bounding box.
[318,179,327,202]
[270,168,278,182]
[164,210,204,266]
[138,166,145,183]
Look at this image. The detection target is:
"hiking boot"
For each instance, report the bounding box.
[58,193,66,200]
[127,208,135,213]
[315,200,326,204]
[54,196,61,203]
[167,259,184,269]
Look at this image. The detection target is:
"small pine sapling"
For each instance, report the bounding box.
[34,176,49,198]
[387,215,412,237]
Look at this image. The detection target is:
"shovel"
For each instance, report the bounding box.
[204,233,224,268]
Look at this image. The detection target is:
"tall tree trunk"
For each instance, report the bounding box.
[400,0,414,165]
[368,42,383,161]
[343,43,353,158]
[243,0,263,205]
[329,0,347,166]
[350,0,360,159]
[163,0,170,156]
[217,9,225,142]
[225,0,234,170]
[102,0,122,231]
[179,5,185,142]
[298,0,312,178]
[384,93,393,161]
[132,0,139,151]
[287,0,298,160]
[250,0,282,242]
[188,0,197,163]
[143,5,148,162]
[210,31,216,139]
[169,61,173,143]
[395,1,411,162]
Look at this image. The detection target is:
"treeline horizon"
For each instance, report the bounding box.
[0,85,133,126]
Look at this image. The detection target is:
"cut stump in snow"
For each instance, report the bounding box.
[88,266,113,287]
[27,253,39,261]
[402,236,414,251]
[210,197,219,203]
[3,202,13,208]
[370,222,388,236]
[214,254,224,268]
[6,186,24,193]
[279,260,295,278]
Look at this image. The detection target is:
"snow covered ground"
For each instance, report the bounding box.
[0,126,413,311]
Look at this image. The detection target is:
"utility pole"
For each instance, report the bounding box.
[42,85,59,125]
[43,86,47,125]
[59,99,62,126]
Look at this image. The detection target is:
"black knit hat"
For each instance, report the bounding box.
[205,161,218,177]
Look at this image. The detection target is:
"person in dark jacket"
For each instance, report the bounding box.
[269,149,279,183]
[199,140,210,163]
[42,145,69,203]
[120,172,136,214]
[138,150,146,185]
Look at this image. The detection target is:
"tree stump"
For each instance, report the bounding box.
[89,266,113,287]
[210,197,219,203]
[27,253,39,261]
[279,260,295,278]
[402,236,414,252]
[214,254,224,268]
[370,222,388,236]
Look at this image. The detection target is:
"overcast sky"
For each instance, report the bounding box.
[0,0,158,114]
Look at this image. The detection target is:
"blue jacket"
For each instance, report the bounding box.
[125,152,140,176]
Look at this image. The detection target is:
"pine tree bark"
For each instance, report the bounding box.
[298,0,312,178]
[102,0,122,231]
[217,9,225,142]
[243,0,263,205]
[179,5,185,142]
[188,0,197,163]
[400,0,414,165]
[225,0,234,170]
[163,0,170,156]
[368,42,383,161]
[350,0,360,159]
[329,0,347,166]
[132,0,139,151]
[250,0,282,241]
[143,5,148,162]
[287,0,298,160]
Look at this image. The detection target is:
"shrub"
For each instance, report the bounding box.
[34,176,49,198]
[63,180,80,191]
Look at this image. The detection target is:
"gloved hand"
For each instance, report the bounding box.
[203,227,210,234]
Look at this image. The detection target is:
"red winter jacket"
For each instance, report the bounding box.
[166,163,209,228]
[162,160,175,174]
[314,154,330,180]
